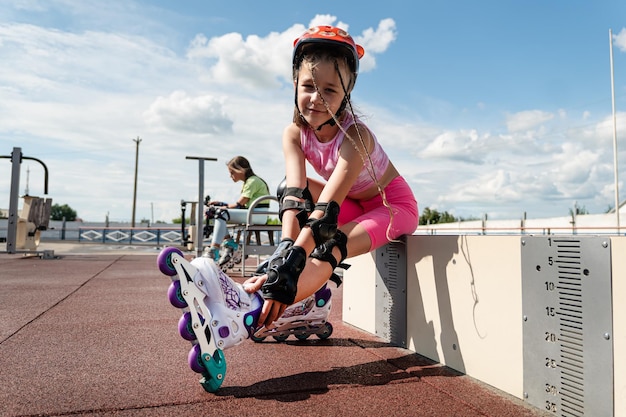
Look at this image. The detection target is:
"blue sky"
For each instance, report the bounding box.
[2,0,626,223]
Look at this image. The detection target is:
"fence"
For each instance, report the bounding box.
[77,227,184,246]
[416,211,625,236]
[0,219,190,247]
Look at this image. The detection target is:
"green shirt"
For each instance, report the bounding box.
[240,175,269,208]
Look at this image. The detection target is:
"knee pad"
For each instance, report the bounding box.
[261,245,307,305]
[215,208,230,222]
[278,186,313,228]
[309,229,348,271]
[305,201,340,247]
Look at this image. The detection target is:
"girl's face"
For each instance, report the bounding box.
[228,168,245,182]
[295,59,350,131]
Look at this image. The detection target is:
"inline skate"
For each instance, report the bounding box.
[157,246,333,392]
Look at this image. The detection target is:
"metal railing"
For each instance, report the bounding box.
[414,225,625,236]
[77,227,184,245]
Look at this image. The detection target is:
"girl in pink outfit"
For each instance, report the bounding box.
[245,25,418,327]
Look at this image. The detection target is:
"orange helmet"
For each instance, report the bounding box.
[293,26,365,75]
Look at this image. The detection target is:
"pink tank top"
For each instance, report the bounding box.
[300,113,390,196]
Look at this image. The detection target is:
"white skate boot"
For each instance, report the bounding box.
[157,246,334,392]
[157,247,263,392]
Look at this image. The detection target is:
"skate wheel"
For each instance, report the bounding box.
[272,334,289,342]
[295,332,310,341]
[251,334,266,343]
[316,322,333,340]
[188,344,205,373]
[168,280,188,309]
[157,247,183,276]
[178,312,196,341]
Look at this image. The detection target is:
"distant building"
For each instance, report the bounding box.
[0,208,7,219]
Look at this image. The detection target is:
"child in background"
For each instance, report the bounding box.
[206,156,269,266]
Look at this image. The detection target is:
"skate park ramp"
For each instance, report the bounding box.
[0,242,547,417]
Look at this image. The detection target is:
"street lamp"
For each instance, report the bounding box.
[132,136,142,227]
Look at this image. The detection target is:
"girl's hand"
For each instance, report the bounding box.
[259,299,287,328]
[243,275,287,327]
[242,275,267,293]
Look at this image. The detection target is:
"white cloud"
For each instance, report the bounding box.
[308,15,347,30]
[419,129,484,163]
[186,30,296,89]
[355,18,397,72]
[505,110,554,132]
[613,27,626,52]
[358,18,397,54]
[143,91,233,135]
[184,14,397,90]
[441,170,522,204]
[550,142,602,198]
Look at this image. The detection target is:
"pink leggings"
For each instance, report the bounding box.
[337,176,418,251]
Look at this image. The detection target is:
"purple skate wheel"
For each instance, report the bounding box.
[188,344,205,373]
[178,312,196,341]
[157,247,183,276]
[168,280,188,308]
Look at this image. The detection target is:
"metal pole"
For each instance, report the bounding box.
[197,159,204,258]
[186,156,217,257]
[609,29,620,231]
[6,147,22,253]
[132,136,142,227]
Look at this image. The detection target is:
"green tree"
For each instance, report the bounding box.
[50,203,78,221]
[419,207,461,225]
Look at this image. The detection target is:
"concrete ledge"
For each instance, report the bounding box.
[343,234,625,417]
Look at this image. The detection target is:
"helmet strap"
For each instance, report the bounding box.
[315,96,347,131]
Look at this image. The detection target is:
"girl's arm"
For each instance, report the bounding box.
[280,123,308,241]
[232,196,249,209]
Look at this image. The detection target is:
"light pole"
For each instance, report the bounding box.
[609,29,620,231]
[132,136,142,227]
